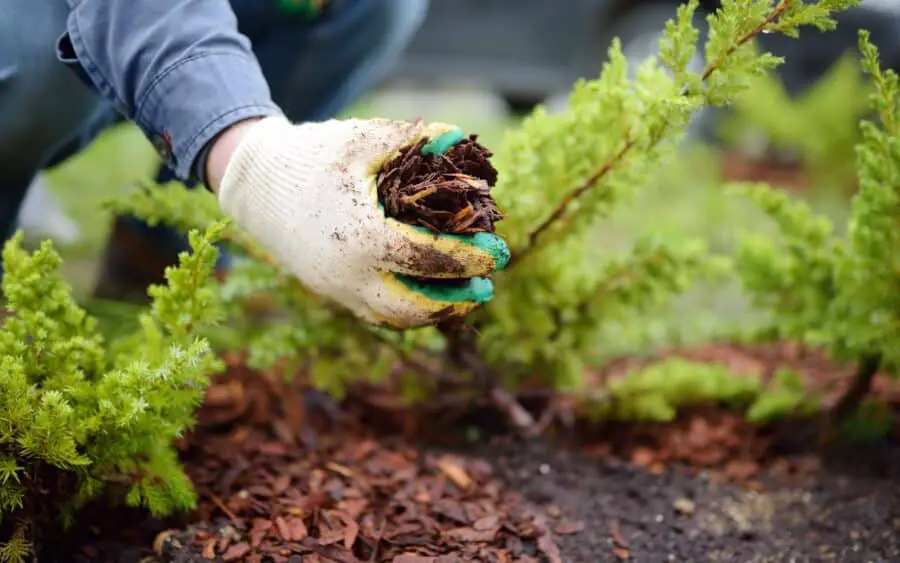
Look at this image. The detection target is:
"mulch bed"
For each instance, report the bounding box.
[719,152,812,192]
[717,150,860,198]
[376,134,502,235]
[163,360,564,563]
[58,342,900,562]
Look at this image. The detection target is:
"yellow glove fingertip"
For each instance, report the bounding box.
[380,222,495,278]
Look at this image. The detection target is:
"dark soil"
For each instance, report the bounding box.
[55,343,900,562]
[482,436,900,562]
[376,135,502,235]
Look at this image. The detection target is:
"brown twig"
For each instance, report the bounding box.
[508,0,793,268]
[699,0,792,84]
[209,493,239,522]
[456,345,540,435]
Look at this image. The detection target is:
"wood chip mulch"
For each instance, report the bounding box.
[64,341,900,562]
[159,360,564,563]
[571,342,900,487]
[376,134,502,236]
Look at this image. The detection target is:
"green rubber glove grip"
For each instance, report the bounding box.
[421,128,465,156]
[395,275,495,304]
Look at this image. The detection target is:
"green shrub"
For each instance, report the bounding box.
[584,357,818,424]
[716,50,872,189]
[587,358,760,422]
[729,29,899,432]
[106,0,862,423]
[0,223,225,561]
[113,1,861,401]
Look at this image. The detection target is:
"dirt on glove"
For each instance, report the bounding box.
[376,135,503,235]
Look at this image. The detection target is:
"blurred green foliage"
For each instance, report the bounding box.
[717,51,872,190]
[728,29,900,437]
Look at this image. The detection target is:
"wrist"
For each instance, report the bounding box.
[204,117,266,194]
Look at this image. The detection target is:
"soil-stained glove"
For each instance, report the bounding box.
[217,116,510,329]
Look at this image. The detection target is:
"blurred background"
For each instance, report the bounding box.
[24,0,900,351]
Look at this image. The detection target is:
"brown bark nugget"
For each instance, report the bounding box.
[376,134,503,236]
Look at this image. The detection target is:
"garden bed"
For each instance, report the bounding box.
[719,151,812,192]
[51,342,900,563]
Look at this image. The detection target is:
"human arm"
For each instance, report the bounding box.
[59,0,510,329]
[59,0,283,183]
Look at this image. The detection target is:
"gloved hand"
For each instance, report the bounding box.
[216,115,510,329]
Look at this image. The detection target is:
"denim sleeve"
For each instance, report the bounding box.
[60,0,285,182]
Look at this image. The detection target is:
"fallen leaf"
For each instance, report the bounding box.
[274,516,291,540]
[326,461,354,478]
[222,542,251,562]
[610,520,628,548]
[436,458,472,490]
[286,516,309,542]
[258,441,287,456]
[202,538,216,559]
[473,515,499,531]
[630,447,656,467]
[537,532,563,563]
[272,474,292,495]
[724,459,758,481]
[443,526,498,543]
[553,519,584,535]
[339,513,359,549]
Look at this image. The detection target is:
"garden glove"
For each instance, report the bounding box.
[216,115,510,329]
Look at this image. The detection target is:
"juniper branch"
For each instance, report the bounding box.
[507,135,635,269]
[509,0,793,267]
[697,0,791,85]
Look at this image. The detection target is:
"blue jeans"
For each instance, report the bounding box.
[0,0,428,279]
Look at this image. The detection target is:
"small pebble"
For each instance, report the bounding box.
[673,497,696,516]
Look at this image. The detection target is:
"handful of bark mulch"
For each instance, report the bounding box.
[148,365,563,563]
[377,134,503,235]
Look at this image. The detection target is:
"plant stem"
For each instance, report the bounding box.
[507,137,634,269]
[508,0,793,268]
[830,352,881,423]
[699,0,792,83]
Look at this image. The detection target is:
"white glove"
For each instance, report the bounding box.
[216,115,510,329]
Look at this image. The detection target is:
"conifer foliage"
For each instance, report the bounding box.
[0,224,225,561]
[112,0,863,400]
[729,29,900,427]
[717,51,871,190]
